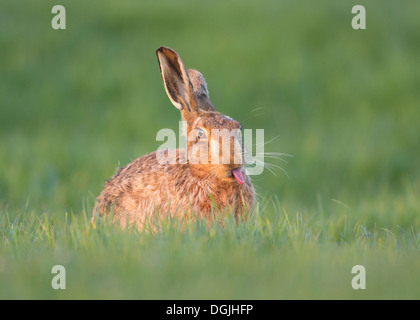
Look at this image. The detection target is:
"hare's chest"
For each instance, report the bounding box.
[202,181,255,215]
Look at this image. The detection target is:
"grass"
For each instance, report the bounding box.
[1,0,420,299]
[2,207,419,299]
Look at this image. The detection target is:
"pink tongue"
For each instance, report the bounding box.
[232,168,244,185]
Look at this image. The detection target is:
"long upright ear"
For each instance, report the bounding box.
[188,69,215,112]
[156,47,198,113]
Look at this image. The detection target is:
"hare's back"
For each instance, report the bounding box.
[94,150,183,217]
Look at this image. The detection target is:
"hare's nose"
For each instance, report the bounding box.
[221,137,240,164]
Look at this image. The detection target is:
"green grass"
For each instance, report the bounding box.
[2,208,419,299]
[1,0,420,299]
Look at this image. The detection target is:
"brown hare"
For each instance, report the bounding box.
[93,46,256,228]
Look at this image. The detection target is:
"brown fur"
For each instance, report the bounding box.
[93,47,256,228]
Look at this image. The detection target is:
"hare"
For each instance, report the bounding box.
[93,46,256,228]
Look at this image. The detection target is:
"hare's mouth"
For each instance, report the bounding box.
[231,168,244,185]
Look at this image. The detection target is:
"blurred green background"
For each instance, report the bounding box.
[1,0,419,299]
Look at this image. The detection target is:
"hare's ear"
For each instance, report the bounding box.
[188,69,215,112]
[156,47,198,113]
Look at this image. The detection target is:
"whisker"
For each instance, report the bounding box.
[257,152,293,158]
[263,135,281,146]
[264,163,289,179]
[249,135,281,148]
[245,151,292,162]
[248,159,289,179]
[246,154,289,164]
[248,160,278,177]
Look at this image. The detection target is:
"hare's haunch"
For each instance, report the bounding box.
[93,47,256,227]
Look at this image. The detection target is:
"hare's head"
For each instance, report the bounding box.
[156,46,245,185]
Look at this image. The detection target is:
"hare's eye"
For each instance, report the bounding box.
[195,128,206,142]
[197,129,205,138]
